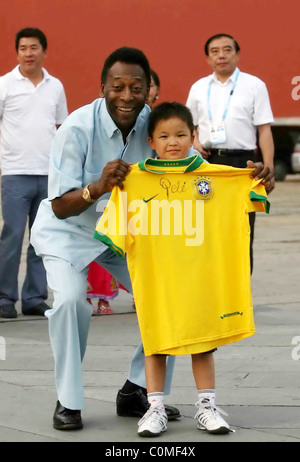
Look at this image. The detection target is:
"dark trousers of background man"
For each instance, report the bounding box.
[208,150,257,274]
[0,175,48,310]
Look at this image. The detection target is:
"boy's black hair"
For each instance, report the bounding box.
[101,47,151,87]
[148,102,194,138]
[16,28,47,51]
[204,33,240,55]
[150,69,160,88]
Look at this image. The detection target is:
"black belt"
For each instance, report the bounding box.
[209,148,255,157]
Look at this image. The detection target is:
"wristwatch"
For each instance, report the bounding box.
[82,184,97,203]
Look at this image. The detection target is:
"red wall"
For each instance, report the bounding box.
[1,0,299,116]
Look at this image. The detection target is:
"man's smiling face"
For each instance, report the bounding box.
[101,61,149,137]
[17,36,46,77]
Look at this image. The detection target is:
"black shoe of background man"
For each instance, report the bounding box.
[116,388,181,420]
[22,302,51,316]
[0,304,18,319]
[53,401,83,430]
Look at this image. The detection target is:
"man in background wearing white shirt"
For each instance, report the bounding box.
[186,33,275,272]
[0,28,68,318]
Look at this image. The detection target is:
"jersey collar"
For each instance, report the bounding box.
[138,154,204,173]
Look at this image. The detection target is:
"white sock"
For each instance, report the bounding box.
[147,392,165,411]
[198,389,215,406]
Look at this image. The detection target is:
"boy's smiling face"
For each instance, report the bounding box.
[148,117,194,160]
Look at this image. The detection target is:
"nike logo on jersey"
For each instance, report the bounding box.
[143,194,159,203]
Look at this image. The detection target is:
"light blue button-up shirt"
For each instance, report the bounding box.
[31,98,201,271]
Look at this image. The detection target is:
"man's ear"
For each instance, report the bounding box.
[206,55,213,70]
[99,83,105,98]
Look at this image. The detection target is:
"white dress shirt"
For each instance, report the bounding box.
[0,66,68,175]
[186,67,274,150]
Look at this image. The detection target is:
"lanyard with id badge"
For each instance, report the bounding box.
[207,70,240,144]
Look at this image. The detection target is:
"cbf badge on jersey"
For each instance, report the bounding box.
[191,176,214,200]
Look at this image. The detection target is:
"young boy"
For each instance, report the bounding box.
[94,102,270,437]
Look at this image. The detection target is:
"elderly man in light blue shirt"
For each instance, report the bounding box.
[31,48,179,430]
[32,98,152,271]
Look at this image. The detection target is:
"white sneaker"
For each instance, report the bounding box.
[195,399,231,434]
[138,407,168,437]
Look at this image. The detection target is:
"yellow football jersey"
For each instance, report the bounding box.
[94,155,270,356]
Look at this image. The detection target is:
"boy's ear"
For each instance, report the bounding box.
[145,87,150,104]
[147,136,155,149]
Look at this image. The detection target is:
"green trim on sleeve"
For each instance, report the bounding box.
[93,231,125,257]
[250,191,270,214]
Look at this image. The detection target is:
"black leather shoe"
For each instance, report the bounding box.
[116,389,181,420]
[53,401,83,430]
[0,304,17,319]
[22,302,51,316]
[163,404,181,421]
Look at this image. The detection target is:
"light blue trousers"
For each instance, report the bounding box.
[43,249,175,410]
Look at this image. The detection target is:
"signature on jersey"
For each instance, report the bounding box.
[160,177,187,198]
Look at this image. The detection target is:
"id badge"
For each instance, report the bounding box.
[209,122,227,144]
